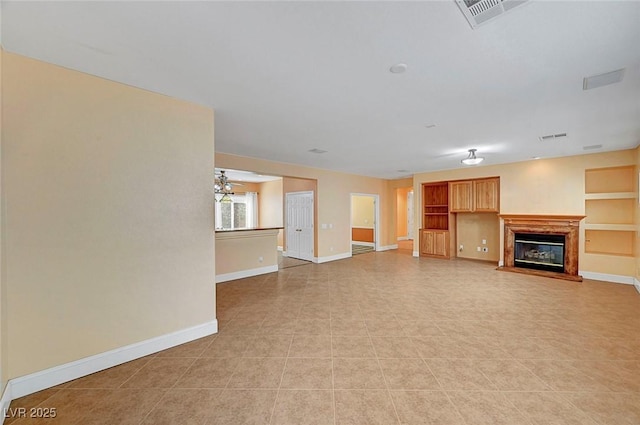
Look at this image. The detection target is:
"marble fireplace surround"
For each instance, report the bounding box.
[499,214,585,282]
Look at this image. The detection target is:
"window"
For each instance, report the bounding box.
[215,193,257,229]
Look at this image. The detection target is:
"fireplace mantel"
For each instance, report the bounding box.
[499,214,585,281]
[500,214,585,227]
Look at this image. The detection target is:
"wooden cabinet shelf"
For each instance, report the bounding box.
[422,182,449,231]
[421,181,451,258]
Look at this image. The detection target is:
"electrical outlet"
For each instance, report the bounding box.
[459,244,464,252]
[477,247,481,252]
[482,247,488,252]
[482,239,487,245]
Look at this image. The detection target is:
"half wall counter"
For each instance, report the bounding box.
[215,227,283,283]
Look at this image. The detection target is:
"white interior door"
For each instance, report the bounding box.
[285,191,314,261]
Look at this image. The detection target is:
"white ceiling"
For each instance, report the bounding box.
[3,1,639,179]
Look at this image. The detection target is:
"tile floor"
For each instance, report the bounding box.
[6,251,640,424]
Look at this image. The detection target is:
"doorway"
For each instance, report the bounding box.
[350,193,379,255]
[285,191,314,261]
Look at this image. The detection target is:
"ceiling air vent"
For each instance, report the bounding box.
[539,133,567,141]
[456,0,529,29]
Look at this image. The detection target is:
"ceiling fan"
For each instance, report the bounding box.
[214,170,241,202]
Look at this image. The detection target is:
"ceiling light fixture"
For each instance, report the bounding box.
[214,170,234,202]
[461,149,484,166]
[389,63,407,74]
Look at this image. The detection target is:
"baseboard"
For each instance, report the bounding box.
[314,252,351,264]
[634,277,640,294]
[351,241,375,247]
[397,236,409,241]
[277,246,283,252]
[580,271,634,285]
[1,382,12,425]
[498,260,504,267]
[216,265,278,283]
[5,319,218,403]
[413,251,419,257]
[378,244,398,252]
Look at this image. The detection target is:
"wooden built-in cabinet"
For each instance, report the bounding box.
[420,182,452,258]
[449,178,499,213]
[421,177,500,260]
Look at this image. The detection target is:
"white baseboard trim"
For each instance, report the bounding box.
[4,319,218,403]
[580,271,634,285]
[498,260,504,267]
[413,251,420,257]
[397,236,409,241]
[351,241,375,247]
[378,244,398,252]
[634,278,640,294]
[1,383,12,425]
[314,252,351,264]
[216,265,278,283]
[277,246,283,252]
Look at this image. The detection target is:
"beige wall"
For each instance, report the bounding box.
[2,52,216,378]
[259,180,284,228]
[456,213,500,262]
[351,195,374,228]
[414,149,637,276]
[230,182,260,194]
[215,230,278,278]
[216,153,394,257]
[259,179,284,247]
[396,187,412,238]
[380,178,413,246]
[0,47,6,390]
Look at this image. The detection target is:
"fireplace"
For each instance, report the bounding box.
[514,233,565,273]
[499,215,584,281]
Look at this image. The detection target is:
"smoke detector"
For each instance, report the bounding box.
[456,0,530,29]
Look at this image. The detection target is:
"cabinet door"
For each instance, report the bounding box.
[449,181,473,212]
[420,230,435,255]
[420,230,450,258]
[474,178,499,212]
[434,231,449,257]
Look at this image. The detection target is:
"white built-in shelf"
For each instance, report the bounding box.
[584,192,636,200]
